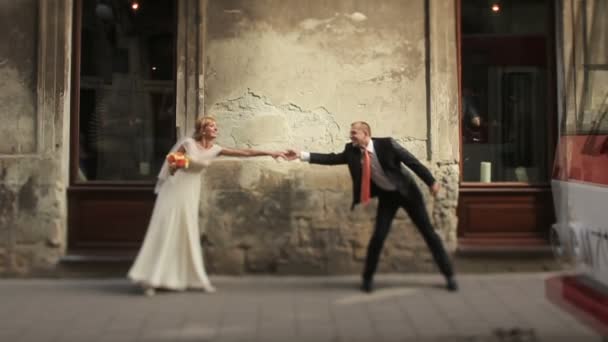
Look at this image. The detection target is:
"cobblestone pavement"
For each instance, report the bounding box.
[0,273,603,341]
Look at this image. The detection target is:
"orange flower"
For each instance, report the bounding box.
[166,152,190,169]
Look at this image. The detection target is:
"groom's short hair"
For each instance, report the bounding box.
[351,121,371,136]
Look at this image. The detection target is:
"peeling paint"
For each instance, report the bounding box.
[0,65,36,154]
[299,12,367,31]
[348,12,367,22]
[17,177,36,212]
[0,185,16,220]
[210,91,342,151]
[199,160,459,274]
[199,0,460,274]
[205,0,428,140]
[0,0,68,276]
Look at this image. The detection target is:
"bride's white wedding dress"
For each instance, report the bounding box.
[128,138,221,292]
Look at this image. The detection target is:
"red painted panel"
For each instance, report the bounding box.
[546,275,608,335]
[553,135,608,186]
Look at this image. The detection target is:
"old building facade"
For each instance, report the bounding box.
[1,0,605,275]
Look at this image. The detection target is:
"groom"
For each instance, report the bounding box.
[286,121,457,292]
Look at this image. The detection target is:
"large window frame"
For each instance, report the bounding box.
[69,0,178,187]
[562,0,608,136]
[457,0,558,187]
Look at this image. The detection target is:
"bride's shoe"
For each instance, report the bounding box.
[142,285,156,297]
[192,284,216,293]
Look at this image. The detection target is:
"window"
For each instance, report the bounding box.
[74,0,176,182]
[566,0,608,136]
[460,0,552,183]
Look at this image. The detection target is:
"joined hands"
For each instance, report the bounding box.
[284,149,300,161]
[270,151,287,159]
[269,149,300,161]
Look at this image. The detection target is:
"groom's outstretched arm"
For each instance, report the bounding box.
[287,145,348,165]
[309,151,347,165]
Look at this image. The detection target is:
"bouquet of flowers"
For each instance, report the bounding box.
[166,152,190,170]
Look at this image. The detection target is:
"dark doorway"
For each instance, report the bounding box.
[68,0,177,255]
[457,0,557,247]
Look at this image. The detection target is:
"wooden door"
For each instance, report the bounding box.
[68,0,177,256]
[457,0,557,247]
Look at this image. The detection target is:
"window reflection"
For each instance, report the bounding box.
[461,0,550,183]
[77,0,176,182]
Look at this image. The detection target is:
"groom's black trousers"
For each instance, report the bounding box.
[362,183,454,281]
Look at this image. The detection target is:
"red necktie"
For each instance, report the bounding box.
[360,149,371,205]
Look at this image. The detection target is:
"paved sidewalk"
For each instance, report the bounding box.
[0,272,603,342]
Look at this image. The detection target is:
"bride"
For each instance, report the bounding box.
[128,116,285,295]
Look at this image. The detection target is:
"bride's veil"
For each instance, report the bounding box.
[154,128,195,194]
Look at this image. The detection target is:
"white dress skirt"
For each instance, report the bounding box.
[127,139,221,291]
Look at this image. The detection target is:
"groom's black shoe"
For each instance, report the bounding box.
[361,278,373,293]
[446,277,458,292]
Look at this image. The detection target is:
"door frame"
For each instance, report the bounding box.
[66,0,183,256]
[455,0,558,247]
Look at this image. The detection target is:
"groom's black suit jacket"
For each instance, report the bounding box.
[309,137,436,209]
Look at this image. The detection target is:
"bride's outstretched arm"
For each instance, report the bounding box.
[185,159,210,172]
[219,147,286,159]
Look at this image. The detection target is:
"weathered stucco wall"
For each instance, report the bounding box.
[0,1,71,275]
[0,0,37,154]
[0,0,460,276]
[205,0,429,148]
[200,0,460,274]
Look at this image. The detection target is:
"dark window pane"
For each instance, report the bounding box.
[77,0,176,182]
[462,0,547,35]
[461,0,550,183]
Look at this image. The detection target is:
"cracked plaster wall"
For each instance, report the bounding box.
[0,1,37,154]
[0,0,460,276]
[0,1,68,275]
[200,0,460,274]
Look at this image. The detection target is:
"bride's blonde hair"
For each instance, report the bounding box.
[193,116,216,140]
